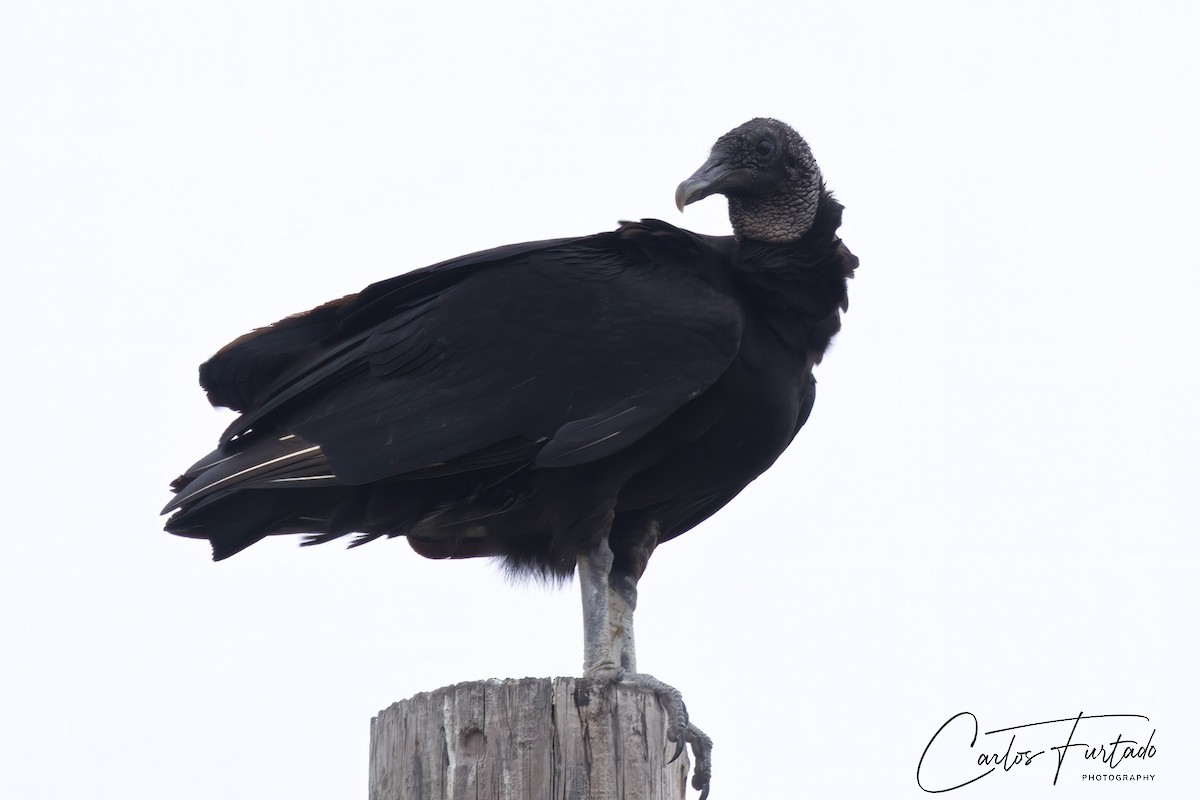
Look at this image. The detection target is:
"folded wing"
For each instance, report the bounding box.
[166,223,743,513]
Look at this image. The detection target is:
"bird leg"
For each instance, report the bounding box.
[608,566,638,673]
[577,538,713,799]
[577,536,623,682]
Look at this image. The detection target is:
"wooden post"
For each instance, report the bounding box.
[369,677,690,800]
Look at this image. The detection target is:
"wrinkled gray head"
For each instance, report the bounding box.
[676,118,821,243]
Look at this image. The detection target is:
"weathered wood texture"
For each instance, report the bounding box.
[369,677,689,800]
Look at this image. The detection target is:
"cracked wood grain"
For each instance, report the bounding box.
[370,677,689,800]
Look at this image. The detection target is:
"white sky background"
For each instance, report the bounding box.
[1,1,1198,798]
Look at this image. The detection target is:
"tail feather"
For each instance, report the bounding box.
[162,434,335,515]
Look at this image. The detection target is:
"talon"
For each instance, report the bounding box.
[667,696,689,762]
[687,722,713,800]
[615,672,710,792]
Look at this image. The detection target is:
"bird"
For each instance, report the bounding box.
[163,118,857,798]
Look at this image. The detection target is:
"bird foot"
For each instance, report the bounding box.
[582,660,624,683]
[598,671,712,800]
[685,721,713,800]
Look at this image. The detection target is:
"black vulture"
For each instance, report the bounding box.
[164,118,857,796]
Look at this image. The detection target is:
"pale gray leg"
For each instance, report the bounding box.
[578,537,622,681]
[576,538,713,800]
[609,568,638,673]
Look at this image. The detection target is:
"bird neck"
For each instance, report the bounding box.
[727,177,820,243]
[727,190,857,354]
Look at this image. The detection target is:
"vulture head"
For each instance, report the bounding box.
[675,117,822,244]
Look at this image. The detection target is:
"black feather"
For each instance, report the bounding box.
[165,120,857,578]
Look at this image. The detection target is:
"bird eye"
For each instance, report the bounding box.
[756,139,774,158]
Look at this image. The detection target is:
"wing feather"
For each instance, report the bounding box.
[176,222,743,499]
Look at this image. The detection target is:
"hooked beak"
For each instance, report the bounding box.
[675,153,745,212]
